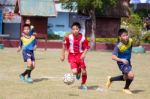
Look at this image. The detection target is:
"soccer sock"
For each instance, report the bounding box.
[81,74,87,84]
[21,70,28,76]
[27,70,32,78]
[110,75,124,81]
[124,79,133,89]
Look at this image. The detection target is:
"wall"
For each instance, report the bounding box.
[48,12,87,37]
[48,12,70,37]
[86,17,121,38]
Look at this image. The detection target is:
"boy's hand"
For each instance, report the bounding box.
[60,54,65,62]
[17,47,21,52]
[80,53,85,60]
[121,59,129,64]
[17,48,21,52]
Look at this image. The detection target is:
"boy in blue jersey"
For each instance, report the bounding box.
[17,24,37,83]
[106,29,134,94]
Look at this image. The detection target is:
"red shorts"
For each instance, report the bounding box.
[68,53,86,70]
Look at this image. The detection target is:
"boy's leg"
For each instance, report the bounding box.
[80,59,87,90]
[124,71,134,89]
[106,75,124,88]
[27,61,35,78]
[80,68,87,90]
[76,67,81,80]
[25,59,33,83]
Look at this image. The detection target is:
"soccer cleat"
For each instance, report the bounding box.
[106,76,112,88]
[76,73,81,80]
[19,75,25,81]
[123,89,133,94]
[81,84,88,91]
[26,77,33,83]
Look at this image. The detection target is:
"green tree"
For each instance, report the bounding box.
[60,0,117,50]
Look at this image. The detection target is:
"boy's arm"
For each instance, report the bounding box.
[17,39,22,52]
[112,46,128,64]
[80,38,90,60]
[80,49,88,60]
[60,44,66,61]
[33,39,37,51]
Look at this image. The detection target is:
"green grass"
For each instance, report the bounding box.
[0,48,150,99]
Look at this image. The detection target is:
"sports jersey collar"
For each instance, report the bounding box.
[72,33,82,38]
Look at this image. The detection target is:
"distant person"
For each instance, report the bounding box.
[144,14,150,31]
[17,24,37,83]
[106,29,134,94]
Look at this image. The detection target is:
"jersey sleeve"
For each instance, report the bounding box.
[82,38,90,50]
[63,36,69,49]
[112,44,119,56]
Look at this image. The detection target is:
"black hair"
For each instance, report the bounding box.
[71,22,81,30]
[23,24,30,28]
[117,28,128,43]
[118,28,128,36]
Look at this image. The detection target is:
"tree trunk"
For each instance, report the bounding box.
[89,9,96,50]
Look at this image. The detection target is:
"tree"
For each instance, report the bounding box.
[60,0,117,50]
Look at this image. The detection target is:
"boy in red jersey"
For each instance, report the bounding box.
[60,22,89,90]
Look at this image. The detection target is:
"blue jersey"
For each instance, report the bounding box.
[112,38,133,61]
[19,35,37,51]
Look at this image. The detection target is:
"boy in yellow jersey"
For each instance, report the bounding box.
[17,24,37,83]
[106,29,134,94]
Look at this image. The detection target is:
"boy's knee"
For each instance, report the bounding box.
[128,72,134,80]
[72,69,78,74]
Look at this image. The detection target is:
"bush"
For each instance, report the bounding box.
[127,25,142,46]
[87,37,117,43]
[48,34,62,40]
[142,31,150,43]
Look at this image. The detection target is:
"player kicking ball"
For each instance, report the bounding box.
[106,29,134,94]
[60,22,89,90]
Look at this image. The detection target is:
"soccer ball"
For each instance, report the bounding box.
[63,73,75,85]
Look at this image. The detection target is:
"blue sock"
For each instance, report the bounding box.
[110,75,124,81]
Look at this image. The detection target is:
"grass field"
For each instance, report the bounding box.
[0,48,150,99]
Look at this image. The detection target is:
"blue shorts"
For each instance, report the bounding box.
[22,50,35,62]
[117,62,132,74]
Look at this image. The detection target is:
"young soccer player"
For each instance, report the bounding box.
[17,24,37,83]
[60,22,89,90]
[106,29,134,94]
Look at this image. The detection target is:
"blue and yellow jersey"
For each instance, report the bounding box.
[19,35,37,51]
[112,38,133,61]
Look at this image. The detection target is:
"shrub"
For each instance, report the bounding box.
[48,34,62,40]
[87,37,117,43]
[142,31,150,43]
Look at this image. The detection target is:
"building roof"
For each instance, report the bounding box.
[15,0,57,17]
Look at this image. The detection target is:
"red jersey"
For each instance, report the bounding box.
[64,33,89,54]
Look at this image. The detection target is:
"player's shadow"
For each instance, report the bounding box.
[33,78,49,83]
[78,85,99,90]
[87,85,99,90]
[68,93,79,97]
[132,89,145,94]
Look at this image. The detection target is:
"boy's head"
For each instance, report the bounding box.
[71,22,81,36]
[118,28,129,44]
[23,24,30,35]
